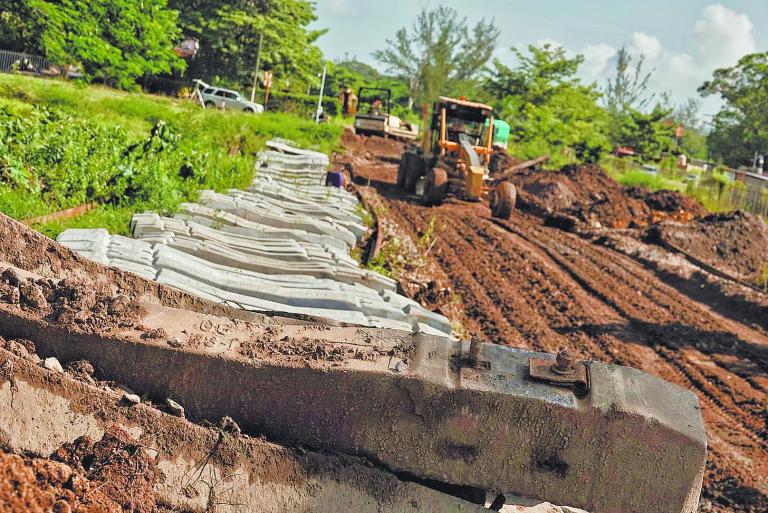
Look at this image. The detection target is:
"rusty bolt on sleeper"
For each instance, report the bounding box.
[528,349,591,396]
[552,350,576,375]
[461,337,490,370]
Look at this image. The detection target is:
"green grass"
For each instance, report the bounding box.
[0,74,342,236]
[601,156,687,192]
[758,264,768,291]
[611,169,686,192]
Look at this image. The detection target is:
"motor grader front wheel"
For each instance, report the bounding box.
[490,181,517,219]
[422,168,448,206]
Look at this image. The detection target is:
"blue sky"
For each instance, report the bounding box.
[313,1,768,113]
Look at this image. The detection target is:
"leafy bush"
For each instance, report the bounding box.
[0,74,342,236]
[266,90,341,118]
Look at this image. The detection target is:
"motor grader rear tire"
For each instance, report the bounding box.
[423,168,448,206]
[403,153,423,192]
[396,153,408,188]
[490,181,517,219]
[397,151,422,192]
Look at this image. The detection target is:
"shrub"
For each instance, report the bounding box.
[266,90,341,118]
[0,74,342,236]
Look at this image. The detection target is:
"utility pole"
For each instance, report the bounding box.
[250,33,264,103]
[315,62,328,124]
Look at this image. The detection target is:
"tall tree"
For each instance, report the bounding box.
[673,98,703,131]
[699,51,768,166]
[619,106,674,160]
[28,0,184,89]
[604,46,655,146]
[486,44,610,166]
[0,1,42,52]
[667,98,707,158]
[373,5,499,109]
[485,44,583,104]
[171,0,325,91]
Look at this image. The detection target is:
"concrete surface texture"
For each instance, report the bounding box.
[0,348,490,513]
[0,266,707,513]
[56,140,453,337]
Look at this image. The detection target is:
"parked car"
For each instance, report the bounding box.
[193,80,264,113]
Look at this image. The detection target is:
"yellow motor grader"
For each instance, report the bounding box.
[396,96,517,218]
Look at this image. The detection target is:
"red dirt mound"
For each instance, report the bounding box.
[0,267,146,333]
[0,449,122,513]
[488,147,522,176]
[513,164,652,229]
[649,211,768,280]
[341,128,403,158]
[627,187,708,222]
[52,426,161,513]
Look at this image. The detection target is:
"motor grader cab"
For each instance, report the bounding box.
[354,87,419,141]
[397,96,517,218]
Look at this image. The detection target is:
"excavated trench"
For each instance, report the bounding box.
[343,133,768,513]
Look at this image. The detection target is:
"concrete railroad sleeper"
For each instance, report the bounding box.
[56,138,453,336]
[0,349,487,513]
[197,190,359,248]
[0,269,707,513]
[56,230,450,336]
[176,203,350,251]
[132,213,359,268]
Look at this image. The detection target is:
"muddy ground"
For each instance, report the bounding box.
[342,133,768,513]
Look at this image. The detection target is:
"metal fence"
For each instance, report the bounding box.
[0,49,50,75]
[724,168,768,217]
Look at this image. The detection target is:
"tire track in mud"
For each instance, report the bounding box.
[471,212,767,461]
[347,136,768,510]
[494,219,768,430]
[489,217,768,497]
[386,200,523,347]
[399,202,767,505]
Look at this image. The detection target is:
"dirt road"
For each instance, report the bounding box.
[344,134,768,513]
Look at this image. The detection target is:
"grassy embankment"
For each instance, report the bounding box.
[600,154,762,213]
[0,74,342,237]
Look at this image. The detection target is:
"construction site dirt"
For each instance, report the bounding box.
[342,132,768,513]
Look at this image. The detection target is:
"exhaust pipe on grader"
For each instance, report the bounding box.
[397,96,518,218]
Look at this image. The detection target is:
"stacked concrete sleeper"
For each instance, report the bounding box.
[57,140,452,337]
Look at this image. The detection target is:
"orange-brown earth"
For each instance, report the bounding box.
[341,132,768,513]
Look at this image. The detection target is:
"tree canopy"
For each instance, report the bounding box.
[699,51,768,167]
[373,5,499,109]
[486,44,609,166]
[603,46,655,147]
[170,0,325,92]
[0,0,326,92]
[27,0,184,89]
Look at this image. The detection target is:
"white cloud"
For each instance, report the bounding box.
[493,3,755,116]
[583,4,753,114]
[580,43,616,83]
[694,4,756,69]
[628,32,663,63]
